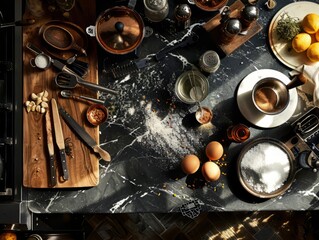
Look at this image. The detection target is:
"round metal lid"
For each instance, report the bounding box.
[144,0,167,10]
[96,6,144,54]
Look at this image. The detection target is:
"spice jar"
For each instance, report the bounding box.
[227,124,250,143]
[195,106,213,124]
[241,5,259,30]
[198,50,220,74]
[144,0,169,22]
[174,4,192,30]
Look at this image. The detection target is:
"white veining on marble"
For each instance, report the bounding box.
[298,181,319,200]
[44,192,61,213]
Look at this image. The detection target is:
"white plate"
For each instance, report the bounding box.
[268,1,319,69]
[237,69,298,128]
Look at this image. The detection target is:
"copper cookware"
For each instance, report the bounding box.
[86,3,144,55]
[194,0,228,11]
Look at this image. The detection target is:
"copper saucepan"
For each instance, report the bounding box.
[86,1,144,55]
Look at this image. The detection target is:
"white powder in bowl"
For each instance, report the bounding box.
[240,142,291,194]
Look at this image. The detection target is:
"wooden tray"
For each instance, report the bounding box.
[23,0,101,188]
[203,0,262,55]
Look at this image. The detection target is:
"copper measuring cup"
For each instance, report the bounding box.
[43,25,87,56]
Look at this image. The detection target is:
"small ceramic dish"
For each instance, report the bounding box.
[86,104,108,126]
[195,106,213,124]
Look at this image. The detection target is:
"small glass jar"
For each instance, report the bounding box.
[175,70,209,104]
[227,124,250,143]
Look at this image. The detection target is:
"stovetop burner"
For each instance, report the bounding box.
[0,0,16,199]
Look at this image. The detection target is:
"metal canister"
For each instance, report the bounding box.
[174,4,192,30]
[199,50,220,74]
[143,0,169,22]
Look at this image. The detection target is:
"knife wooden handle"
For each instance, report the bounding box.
[49,155,57,187]
[59,149,69,181]
[92,145,111,162]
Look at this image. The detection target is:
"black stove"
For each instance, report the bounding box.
[0,0,25,226]
[0,0,16,200]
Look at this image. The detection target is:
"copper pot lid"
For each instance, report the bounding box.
[96,6,144,54]
[194,0,228,11]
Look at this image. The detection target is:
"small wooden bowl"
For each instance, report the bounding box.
[86,104,108,126]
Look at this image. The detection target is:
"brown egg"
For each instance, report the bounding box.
[206,141,224,161]
[181,154,200,175]
[201,161,221,182]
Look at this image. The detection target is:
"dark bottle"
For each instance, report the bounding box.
[227,124,250,143]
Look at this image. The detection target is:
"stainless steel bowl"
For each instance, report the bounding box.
[237,137,296,199]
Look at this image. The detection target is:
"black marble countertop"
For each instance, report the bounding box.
[25,0,319,214]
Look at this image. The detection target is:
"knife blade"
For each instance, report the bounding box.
[58,106,111,162]
[45,111,57,187]
[51,99,69,181]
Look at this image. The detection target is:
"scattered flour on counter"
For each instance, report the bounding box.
[137,102,196,160]
[240,142,291,193]
[128,107,135,115]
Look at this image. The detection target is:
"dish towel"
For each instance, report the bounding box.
[290,63,319,106]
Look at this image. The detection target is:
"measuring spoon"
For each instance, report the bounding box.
[60,90,105,105]
[43,25,87,56]
[55,72,118,95]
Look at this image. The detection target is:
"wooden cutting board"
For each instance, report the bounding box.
[22,0,101,188]
[202,0,262,55]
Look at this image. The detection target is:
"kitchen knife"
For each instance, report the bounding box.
[26,42,79,76]
[51,99,69,181]
[51,58,79,76]
[45,111,57,187]
[58,107,111,162]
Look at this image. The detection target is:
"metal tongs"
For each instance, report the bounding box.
[55,72,118,95]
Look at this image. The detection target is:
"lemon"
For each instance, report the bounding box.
[302,13,319,34]
[307,42,319,62]
[292,33,312,53]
